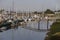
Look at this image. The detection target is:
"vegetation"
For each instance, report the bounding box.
[50,22,60,34]
[45,22,60,40]
[44,9,55,14]
[33,11,42,14]
[56,19,60,21]
[50,32,60,40]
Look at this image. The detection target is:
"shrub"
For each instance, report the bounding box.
[50,22,60,34]
[50,32,60,40]
[45,22,60,40]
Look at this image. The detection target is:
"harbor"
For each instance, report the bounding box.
[0,10,59,40]
[0,0,60,40]
[0,19,53,40]
[0,9,60,31]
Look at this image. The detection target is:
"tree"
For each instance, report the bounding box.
[33,11,38,14]
[44,9,55,14]
[0,9,4,14]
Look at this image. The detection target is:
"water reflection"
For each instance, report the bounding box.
[0,27,47,40]
[0,20,53,40]
[26,20,54,30]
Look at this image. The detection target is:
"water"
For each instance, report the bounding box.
[0,20,53,40]
[26,20,53,29]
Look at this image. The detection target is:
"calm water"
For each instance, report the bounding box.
[0,20,53,40]
[27,20,53,29]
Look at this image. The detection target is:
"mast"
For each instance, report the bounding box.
[12,0,14,11]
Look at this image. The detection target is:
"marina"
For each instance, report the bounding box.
[0,20,53,40]
[0,0,60,40]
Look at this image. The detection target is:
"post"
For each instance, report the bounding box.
[38,18,40,30]
[47,19,49,30]
[38,22,40,30]
[10,11,11,19]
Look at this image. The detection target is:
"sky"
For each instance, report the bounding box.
[0,0,60,12]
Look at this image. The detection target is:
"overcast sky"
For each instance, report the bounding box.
[0,0,60,12]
